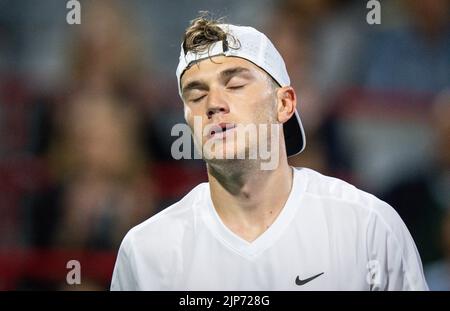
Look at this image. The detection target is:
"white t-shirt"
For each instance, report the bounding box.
[110,167,428,290]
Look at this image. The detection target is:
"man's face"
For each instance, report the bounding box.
[180,55,279,162]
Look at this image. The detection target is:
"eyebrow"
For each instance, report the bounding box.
[181,66,252,97]
[219,66,251,81]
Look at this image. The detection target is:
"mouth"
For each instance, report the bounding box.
[207,123,236,140]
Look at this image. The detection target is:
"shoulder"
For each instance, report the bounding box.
[298,167,384,209]
[297,168,428,290]
[120,182,208,252]
[111,183,209,290]
[296,167,405,231]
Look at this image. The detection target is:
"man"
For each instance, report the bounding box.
[110,15,428,290]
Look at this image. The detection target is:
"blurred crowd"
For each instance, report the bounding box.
[0,0,449,290]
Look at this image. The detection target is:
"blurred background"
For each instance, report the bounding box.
[0,0,449,290]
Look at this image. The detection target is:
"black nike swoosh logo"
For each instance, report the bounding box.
[295,272,324,286]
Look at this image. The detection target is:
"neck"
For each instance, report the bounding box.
[207,158,293,242]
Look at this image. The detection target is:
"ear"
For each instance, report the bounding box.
[276,86,297,124]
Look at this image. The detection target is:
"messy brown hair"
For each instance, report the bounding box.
[182,12,280,90]
[182,12,240,55]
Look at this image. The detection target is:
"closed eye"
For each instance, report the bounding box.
[227,84,246,90]
[191,94,206,103]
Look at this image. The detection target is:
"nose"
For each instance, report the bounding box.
[206,89,229,119]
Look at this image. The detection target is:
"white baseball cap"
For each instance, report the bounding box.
[176,23,306,157]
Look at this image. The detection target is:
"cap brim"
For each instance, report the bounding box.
[284,109,306,157]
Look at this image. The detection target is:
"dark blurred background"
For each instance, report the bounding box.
[0,0,449,290]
